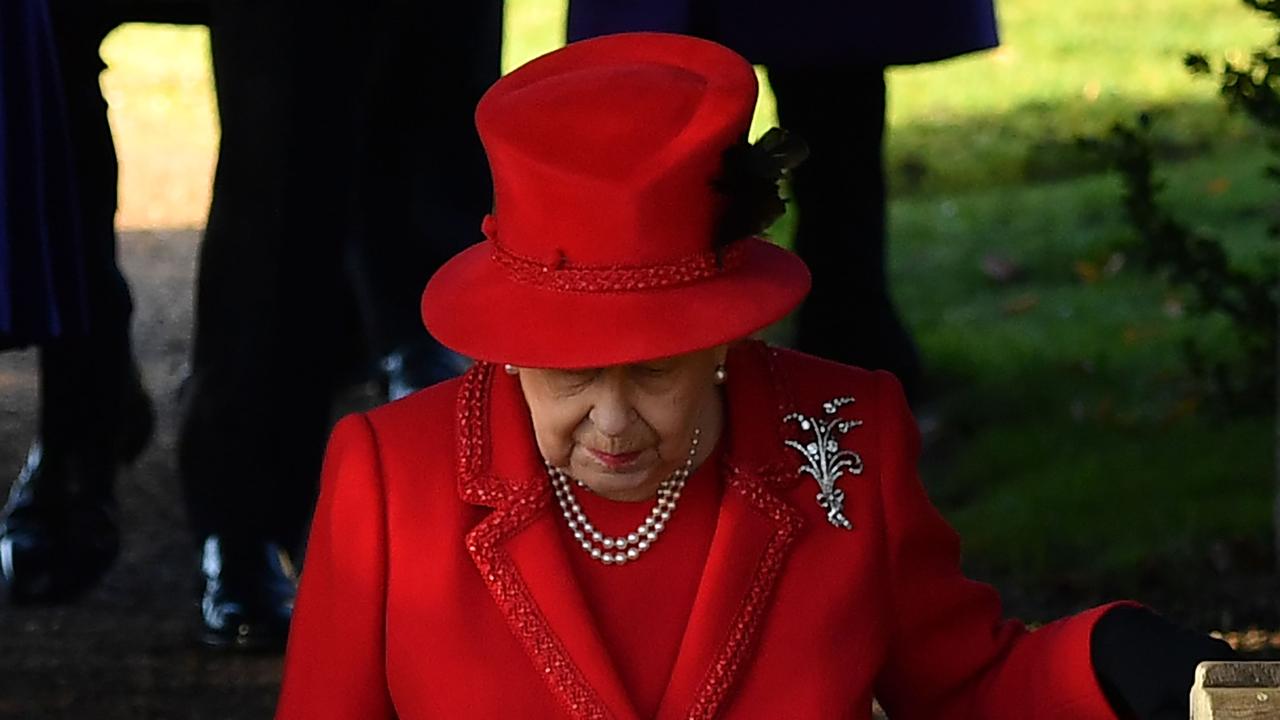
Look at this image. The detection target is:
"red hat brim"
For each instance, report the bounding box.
[422,237,810,369]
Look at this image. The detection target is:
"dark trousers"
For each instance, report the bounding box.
[179,0,363,553]
[768,65,921,402]
[37,9,137,474]
[346,0,499,364]
[178,1,501,554]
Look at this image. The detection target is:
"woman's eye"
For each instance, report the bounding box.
[636,364,672,377]
[553,369,598,387]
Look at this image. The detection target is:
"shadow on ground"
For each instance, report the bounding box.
[887,97,1262,196]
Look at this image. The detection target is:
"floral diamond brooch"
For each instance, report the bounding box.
[783,397,864,530]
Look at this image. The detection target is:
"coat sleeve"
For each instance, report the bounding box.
[869,371,1128,720]
[276,414,395,719]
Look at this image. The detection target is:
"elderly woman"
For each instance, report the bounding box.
[276,33,1231,720]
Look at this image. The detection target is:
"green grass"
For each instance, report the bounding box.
[894,140,1275,582]
[942,418,1272,577]
[884,0,1272,193]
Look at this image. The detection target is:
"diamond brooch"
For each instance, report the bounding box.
[783,397,863,530]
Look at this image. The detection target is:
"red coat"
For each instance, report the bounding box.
[276,341,1123,719]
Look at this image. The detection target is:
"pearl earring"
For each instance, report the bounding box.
[504,364,519,376]
[713,365,727,384]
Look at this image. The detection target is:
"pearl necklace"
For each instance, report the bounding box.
[547,427,701,566]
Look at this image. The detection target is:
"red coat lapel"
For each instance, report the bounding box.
[654,467,804,719]
[467,503,642,720]
[457,343,809,720]
[655,342,808,718]
[458,364,640,720]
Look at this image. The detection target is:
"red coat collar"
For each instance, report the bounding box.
[455,341,809,719]
[456,340,803,509]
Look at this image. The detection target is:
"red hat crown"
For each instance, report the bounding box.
[477,33,757,281]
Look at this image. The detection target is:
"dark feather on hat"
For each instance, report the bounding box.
[712,128,809,259]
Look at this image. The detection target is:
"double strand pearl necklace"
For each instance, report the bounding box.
[547,427,701,566]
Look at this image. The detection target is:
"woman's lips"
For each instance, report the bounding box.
[588,448,643,470]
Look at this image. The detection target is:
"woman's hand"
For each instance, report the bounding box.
[1091,605,1238,720]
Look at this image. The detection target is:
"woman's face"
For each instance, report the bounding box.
[516,346,727,502]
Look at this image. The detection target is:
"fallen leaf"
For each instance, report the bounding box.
[1219,628,1280,653]
[1069,398,1087,422]
[981,252,1024,284]
[1161,396,1199,424]
[1073,260,1101,284]
[1102,252,1126,276]
[1002,292,1040,315]
[1206,177,1231,195]
[1094,396,1115,422]
[1122,325,1159,345]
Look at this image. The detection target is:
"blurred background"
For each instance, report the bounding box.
[0,0,1276,717]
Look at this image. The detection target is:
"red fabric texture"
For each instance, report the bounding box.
[564,445,724,718]
[277,341,1125,719]
[421,33,810,369]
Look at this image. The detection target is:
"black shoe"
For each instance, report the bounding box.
[0,370,153,606]
[0,443,122,605]
[379,338,471,402]
[199,535,297,652]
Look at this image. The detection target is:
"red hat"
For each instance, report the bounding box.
[422,32,811,369]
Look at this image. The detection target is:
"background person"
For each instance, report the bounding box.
[0,0,171,606]
[178,0,501,649]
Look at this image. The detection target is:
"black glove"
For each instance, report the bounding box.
[1091,605,1238,720]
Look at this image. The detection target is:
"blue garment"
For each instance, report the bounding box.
[568,0,998,67]
[0,0,89,348]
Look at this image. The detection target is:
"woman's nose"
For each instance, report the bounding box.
[589,382,636,437]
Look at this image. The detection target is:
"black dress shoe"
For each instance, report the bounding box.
[0,369,153,606]
[379,339,471,401]
[199,535,297,652]
[0,443,121,605]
